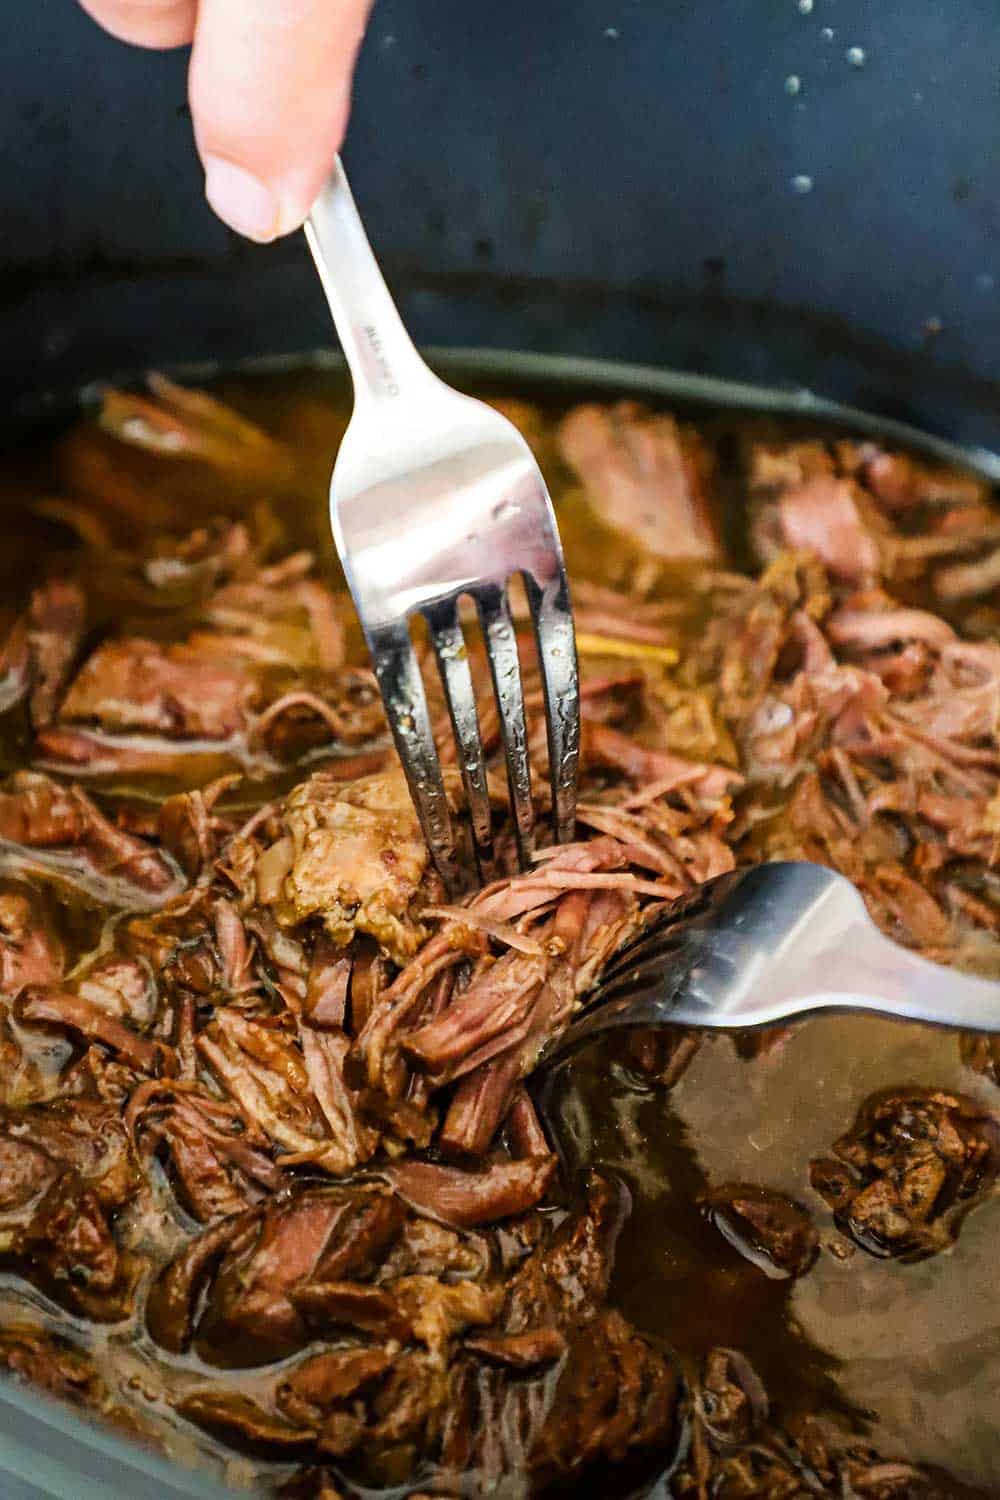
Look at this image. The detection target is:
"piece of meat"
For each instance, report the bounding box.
[26,580,86,727]
[505,1087,550,1159]
[2,1099,139,1209]
[464,1327,567,1370]
[0,1326,104,1407]
[778,475,883,582]
[129,1083,284,1223]
[581,721,740,798]
[695,1346,769,1447]
[935,543,1000,601]
[558,401,721,560]
[615,1028,702,1087]
[247,767,444,963]
[385,1156,557,1228]
[827,606,956,651]
[276,1348,394,1428]
[0,885,64,994]
[198,1008,375,1176]
[0,1100,141,1320]
[150,1186,407,1367]
[157,774,241,879]
[17,987,159,1072]
[0,1136,59,1211]
[99,375,288,477]
[58,637,258,740]
[291,1281,413,1343]
[145,1209,259,1354]
[700,1183,818,1279]
[503,1173,628,1333]
[176,1390,316,1455]
[0,771,181,906]
[810,1087,1000,1259]
[847,442,988,512]
[748,440,835,492]
[76,957,157,1028]
[528,1307,682,1482]
[0,612,30,715]
[304,939,351,1027]
[404,950,548,1082]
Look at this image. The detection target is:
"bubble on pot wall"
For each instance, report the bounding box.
[846,46,866,67]
[604,26,620,39]
[784,75,802,95]
[821,26,834,41]
[791,175,814,195]
[797,0,813,13]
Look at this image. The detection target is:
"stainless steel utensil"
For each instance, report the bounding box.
[546,861,1000,1061]
[305,158,579,885]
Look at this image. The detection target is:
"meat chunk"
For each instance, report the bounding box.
[197,1007,377,1177]
[147,1185,407,1366]
[674,1353,948,1498]
[17,986,160,1072]
[26,579,86,727]
[385,1156,558,1228]
[694,1347,769,1446]
[700,1183,818,1279]
[147,1167,681,1492]
[128,1082,284,1223]
[558,401,721,560]
[0,885,64,994]
[0,771,181,907]
[778,475,883,582]
[0,1325,104,1407]
[0,1100,141,1318]
[176,1390,316,1455]
[615,1027,702,1087]
[246,767,441,962]
[810,1087,1000,1259]
[528,1308,681,1482]
[58,637,257,740]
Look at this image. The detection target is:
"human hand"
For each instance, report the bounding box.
[78,0,375,242]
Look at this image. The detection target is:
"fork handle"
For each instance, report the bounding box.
[843,929,1000,1033]
[305,156,426,406]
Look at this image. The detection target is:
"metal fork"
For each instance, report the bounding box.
[545,861,1000,1063]
[305,158,579,885]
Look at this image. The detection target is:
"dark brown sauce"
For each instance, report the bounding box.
[0,363,998,1496]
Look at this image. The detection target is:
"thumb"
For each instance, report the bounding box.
[189,0,373,242]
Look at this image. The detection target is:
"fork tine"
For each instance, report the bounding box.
[523,568,580,845]
[476,582,534,866]
[425,598,493,872]
[367,620,459,890]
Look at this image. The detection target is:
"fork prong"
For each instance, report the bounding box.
[425,598,493,872]
[476,582,534,866]
[367,620,459,890]
[523,568,579,845]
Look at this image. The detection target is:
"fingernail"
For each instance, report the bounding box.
[203,156,279,242]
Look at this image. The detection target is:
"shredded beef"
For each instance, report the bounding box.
[0,384,993,1497]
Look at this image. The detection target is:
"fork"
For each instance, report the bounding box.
[305,158,579,886]
[544,861,1000,1063]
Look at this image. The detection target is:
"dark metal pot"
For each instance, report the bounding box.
[1,3,998,1495]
